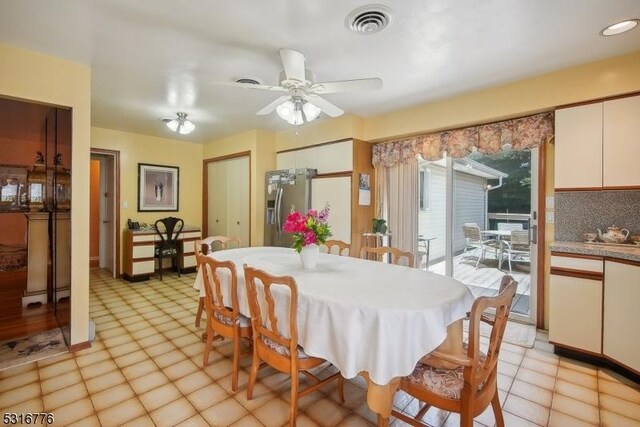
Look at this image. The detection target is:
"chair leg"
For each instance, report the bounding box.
[158,255,163,280]
[246,347,260,400]
[492,390,505,427]
[231,333,241,392]
[337,375,345,403]
[195,298,204,327]
[202,324,214,367]
[508,254,512,274]
[290,369,299,427]
[176,255,181,277]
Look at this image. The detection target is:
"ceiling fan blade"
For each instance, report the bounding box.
[256,95,291,115]
[210,81,287,92]
[310,78,383,94]
[307,94,344,118]
[279,49,306,82]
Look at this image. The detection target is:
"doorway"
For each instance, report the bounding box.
[420,147,540,325]
[89,149,120,276]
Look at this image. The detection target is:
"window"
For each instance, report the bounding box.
[419,167,431,211]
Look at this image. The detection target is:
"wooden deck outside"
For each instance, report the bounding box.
[425,250,531,316]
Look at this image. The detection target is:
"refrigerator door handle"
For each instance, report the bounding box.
[275,187,283,232]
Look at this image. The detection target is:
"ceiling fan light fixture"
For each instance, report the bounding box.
[302,102,321,121]
[165,119,179,132]
[178,120,195,135]
[276,100,294,120]
[600,19,639,36]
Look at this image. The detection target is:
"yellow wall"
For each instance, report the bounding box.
[203,129,276,246]
[364,50,640,141]
[91,127,203,268]
[275,113,363,151]
[0,43,91,345]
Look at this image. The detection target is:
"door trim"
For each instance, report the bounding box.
[536,142,546,329]
[202,151,252,243]
[90,148,121,277]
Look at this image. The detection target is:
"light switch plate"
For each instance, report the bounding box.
[545,196,554,209]
[122,200,128,209]
[546,212,554,223]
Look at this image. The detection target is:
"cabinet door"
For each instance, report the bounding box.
[311,176,352,243]
[554,103,603,189]
[603,95,640,188]
[276,151,296,170]
[603,261,640,372]
[294,147,318,170]
[316,141,353,174]
[549,273,602,354]
[207,161,227,236]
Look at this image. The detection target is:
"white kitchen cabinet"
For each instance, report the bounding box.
[554,103,603,190]
[206,155,250,245]
[603,260,640,372]
[311,176,352,243]
[316,141,353,174]
[603,95,640,188]
[276,151,296,170]
[549,255,603,354]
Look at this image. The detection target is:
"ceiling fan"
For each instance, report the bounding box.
[213,49,383,125]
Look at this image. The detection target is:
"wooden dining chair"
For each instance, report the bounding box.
[391,275,517,427]
[243,265,344,426]
[195,235,242,327]
[360,246,416,268]
[199,254,252,392]
[154,217,184,280]
[322,239,351,256]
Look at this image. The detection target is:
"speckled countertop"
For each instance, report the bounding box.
[550,241,640,262]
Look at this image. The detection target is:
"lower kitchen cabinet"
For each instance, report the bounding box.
[549,254,603,354]
[603,260,640,373]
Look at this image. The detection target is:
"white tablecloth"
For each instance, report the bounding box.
[194,246,474,385]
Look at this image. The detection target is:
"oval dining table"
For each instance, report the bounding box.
[193,246,474,426]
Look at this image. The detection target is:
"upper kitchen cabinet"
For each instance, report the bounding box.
[555,94,640,191]
[554,103,603,190]
[276,140,353,174]
[603,95,640,189]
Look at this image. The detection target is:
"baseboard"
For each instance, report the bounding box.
[69,341,92,352]
[554,345,640,384]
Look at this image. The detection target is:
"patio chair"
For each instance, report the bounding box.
[500,230,530,274]
[391,276,517,427]
[461,224,501,269]
[497,223,523,232]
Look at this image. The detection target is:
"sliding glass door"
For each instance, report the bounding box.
[418,148,539,324]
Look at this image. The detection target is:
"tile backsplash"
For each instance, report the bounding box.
[555,190,640,242]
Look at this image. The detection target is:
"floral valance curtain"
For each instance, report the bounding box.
[372,112,554,167]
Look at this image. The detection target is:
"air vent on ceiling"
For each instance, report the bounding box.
[235,78,261,85]
[346,5,393,34]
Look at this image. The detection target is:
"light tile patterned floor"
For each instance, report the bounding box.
[1,269,640,426]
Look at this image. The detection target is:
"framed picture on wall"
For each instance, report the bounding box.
[138,163,179,212]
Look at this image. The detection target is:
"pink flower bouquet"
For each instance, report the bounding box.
[282,204,332,253]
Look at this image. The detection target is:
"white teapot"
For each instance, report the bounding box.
[597,226,630,244]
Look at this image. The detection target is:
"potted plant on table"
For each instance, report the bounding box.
[283,204,332,269]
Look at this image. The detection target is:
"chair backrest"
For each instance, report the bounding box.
[194,239,206,257]
[510,230,530,246]
[198,254,239,324]
[243,265,298,359]
[465,275,517,396]
[202,235,242,253]
[154,217,184,245]
[497,223,524,232]
[360,246,415,268]
[462,224,481,242]
[322,239,351,256]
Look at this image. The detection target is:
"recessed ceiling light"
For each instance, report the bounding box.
[600,19,639,36]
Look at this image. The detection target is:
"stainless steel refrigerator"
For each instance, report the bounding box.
[264,168,316,248]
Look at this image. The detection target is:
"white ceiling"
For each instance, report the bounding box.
[0,0,639,142]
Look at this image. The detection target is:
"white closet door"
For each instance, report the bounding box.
[312,176,352,243]
[227,156,250,246]
[207,161,227,236]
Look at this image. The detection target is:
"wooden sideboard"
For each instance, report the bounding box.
[123,226,201,282]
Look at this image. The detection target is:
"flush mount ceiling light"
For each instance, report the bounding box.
[600,19,639,36]
[161,112,195,135]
